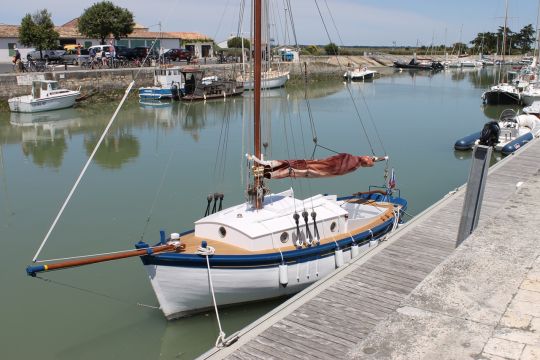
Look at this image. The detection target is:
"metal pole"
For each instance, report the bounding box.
[456,145,492,246]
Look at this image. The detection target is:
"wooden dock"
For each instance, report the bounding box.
[199,138,540,360]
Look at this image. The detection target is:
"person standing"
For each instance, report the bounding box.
[13,45,22,72]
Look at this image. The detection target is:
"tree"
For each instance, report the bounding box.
[514,24,535,53]
[78,1,134,45]
[227,37,250,49]
[19,9,59,59]
[303,45,320,55]
[324,42,339,55]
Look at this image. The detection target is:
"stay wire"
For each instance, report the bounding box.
[322,0,387,156]
[313,0,376,156]
[35,275,160,310]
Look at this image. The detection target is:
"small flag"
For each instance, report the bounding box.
[388,168,396,189]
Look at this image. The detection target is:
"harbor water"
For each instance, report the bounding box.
[0,67,514,359]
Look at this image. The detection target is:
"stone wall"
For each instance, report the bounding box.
[0,68,155,100]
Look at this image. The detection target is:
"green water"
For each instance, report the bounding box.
[0,67,513,359]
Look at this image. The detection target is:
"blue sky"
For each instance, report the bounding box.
[2,0,538,46]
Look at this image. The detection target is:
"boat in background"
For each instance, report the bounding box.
[393,58,444,70]
[239,69,289,90]
[8,80,80,113]
[180,68,243,101]
[455,109,540,155]
[481,83,521,105]
[138,66,183,100]
[344,66,378,81]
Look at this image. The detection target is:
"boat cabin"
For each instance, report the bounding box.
[31,80,72,100]
[154,67,183,88]
[180,68,243,100]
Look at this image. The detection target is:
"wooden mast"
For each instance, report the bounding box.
[254,0,263,209]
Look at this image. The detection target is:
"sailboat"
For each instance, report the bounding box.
[26,0,407,320]
[236,0,290,90]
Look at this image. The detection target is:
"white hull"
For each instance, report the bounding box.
[521,93,540,106]
[146,241,374,319]
[8,92,79,113]
[241,71,289,90]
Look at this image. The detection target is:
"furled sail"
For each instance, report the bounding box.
[250,153,387,179]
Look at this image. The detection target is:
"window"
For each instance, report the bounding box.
[280,232,289,243]
[330,221,337,232]
[218,226,226,238]
[8,43,17,57]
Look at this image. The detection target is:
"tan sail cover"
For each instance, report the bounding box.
[255,153,375,179]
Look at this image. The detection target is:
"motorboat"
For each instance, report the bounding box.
[481,83,521,105]
[344,66,378,81]
[180,68,244,101]
[393,58,444,70]
[455,109,540,155]
[138,66,184,100]
[8,80,80,113]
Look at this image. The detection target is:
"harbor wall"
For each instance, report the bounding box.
[0,68,155,100]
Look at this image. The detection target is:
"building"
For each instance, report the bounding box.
[0,19,214,63]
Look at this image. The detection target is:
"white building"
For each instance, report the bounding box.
[0,19,214,63]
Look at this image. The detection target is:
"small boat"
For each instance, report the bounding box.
[344,66,378,81]
[454,109,540,155]
[520,83,540,106]
[481,83,521,105]
[180,68,244,101]
[393,58,444,70]
[523,100,540,115]
[138,66,184,100]
[239,70,290,90]
[8,80,80,113]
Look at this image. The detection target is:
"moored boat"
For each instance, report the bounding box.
[180,68,244,101]
[344,66,378,81]
[138,66,183,100]
[8,80,80,113]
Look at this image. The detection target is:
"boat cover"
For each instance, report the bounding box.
[252,153,375,179]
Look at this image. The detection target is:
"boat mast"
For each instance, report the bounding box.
[502,0,508,64]
[254,0,263,209]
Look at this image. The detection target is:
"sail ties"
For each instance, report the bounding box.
[302,211,313,245]
[205,193,225,217]
[293,213,302,248]
[248,153,388,179]
[311,211,320,244]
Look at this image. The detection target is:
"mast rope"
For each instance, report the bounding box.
[32,81,134,263]
[34,275,160,310]
[197,245,227,347]
[314,0,382,157]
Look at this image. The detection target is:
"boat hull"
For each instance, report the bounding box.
[242,73,289,90]
[8,93,79,113]
[143,239,374,319]
[139,87,175,100]
[482,90,520,105]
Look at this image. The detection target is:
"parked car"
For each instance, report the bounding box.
[132,46,159,60]
[163,48,193,62]
[61,48,90,65]
[27,49,66,61]
[114,45,136,59]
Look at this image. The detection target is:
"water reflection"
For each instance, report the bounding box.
[83,131,140,169]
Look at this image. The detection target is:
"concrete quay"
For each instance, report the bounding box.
[199,137,540,360]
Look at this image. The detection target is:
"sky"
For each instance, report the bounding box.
[2,0,539,47]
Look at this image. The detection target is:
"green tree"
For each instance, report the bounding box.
[514,24,535,53]
[227,37,250,49]
[78,1,134,45]
[324,42,339,55]
[303,45,320,55]
[18,10,59,59]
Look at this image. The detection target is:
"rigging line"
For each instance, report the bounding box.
[213,0,232,44]
[237,0,246,36]
[35,275,160,310]
[286,0,299,49]
[313,0,376,156]
[32,81,135,263]
[35,247,158,264]
[321,0,386,156]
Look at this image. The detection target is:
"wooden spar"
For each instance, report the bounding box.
[254,0,263,209]
[26,243,183,277]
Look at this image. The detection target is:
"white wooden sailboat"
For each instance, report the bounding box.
[8,80,80,113]
[26,0,407,322]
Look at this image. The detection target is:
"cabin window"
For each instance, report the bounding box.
[218,226,226,238]
[330,221,337,232]
[280,232,289,243]
[50,82,59,90]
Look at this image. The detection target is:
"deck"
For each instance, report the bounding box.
[198,138,540,360]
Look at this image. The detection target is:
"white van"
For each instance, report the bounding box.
[88,45,114,58]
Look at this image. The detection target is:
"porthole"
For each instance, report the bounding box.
[330,221,337,232]
[280,232,289,243]
[218,226,227,238]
